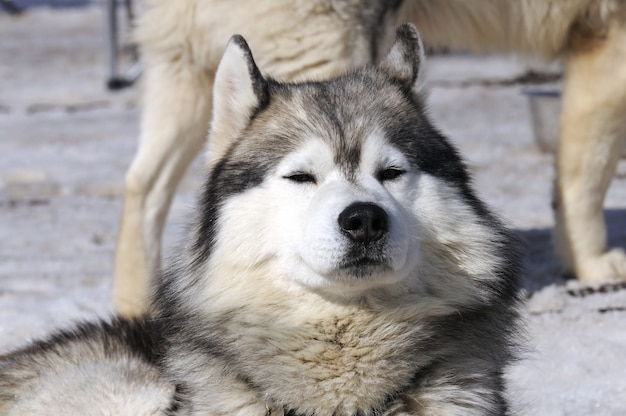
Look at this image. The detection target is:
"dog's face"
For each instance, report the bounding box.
[193,25,508,301]
[264,126,419,293]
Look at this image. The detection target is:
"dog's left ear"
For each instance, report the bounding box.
[209,35,267,163]
[380,23,426,94]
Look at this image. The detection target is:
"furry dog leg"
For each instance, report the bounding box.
[114,62,213,317]
[555,21,626,282]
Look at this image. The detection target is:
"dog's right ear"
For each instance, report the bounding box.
[209,35,267,163]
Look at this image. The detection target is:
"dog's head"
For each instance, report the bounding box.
[189,24,519,304]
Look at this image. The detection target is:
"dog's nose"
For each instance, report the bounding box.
[338,202,388,244]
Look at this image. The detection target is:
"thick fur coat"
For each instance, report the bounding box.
[1,26,523,415]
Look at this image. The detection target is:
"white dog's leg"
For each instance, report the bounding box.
[114,61,213,316]
[555,21,626,283]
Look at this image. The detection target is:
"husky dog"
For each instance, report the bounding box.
[1,26,522,415]
[114,0,626,317]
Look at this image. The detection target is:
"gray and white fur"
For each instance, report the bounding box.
[0,25,523,416]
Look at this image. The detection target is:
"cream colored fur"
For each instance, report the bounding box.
[114,0,626,316]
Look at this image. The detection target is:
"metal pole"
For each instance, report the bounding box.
[106,0,120,89]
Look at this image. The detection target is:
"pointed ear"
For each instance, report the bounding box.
[208,35,267,163]
[380,23,426,94]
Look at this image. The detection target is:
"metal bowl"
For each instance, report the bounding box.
[524,89,626,157]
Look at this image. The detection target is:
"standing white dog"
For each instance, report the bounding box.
[114,0,626,316]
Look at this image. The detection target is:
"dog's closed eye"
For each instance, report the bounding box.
[283,172,317,184]
[377,168,405,182]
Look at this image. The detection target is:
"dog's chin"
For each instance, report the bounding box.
[333,258,392,281]
[287,251,411,296]
[321,262,410,299]
[307,257,406,292]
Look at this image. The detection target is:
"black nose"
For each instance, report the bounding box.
[338,202,388,244]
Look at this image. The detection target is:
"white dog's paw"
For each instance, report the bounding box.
[576,248,626,282]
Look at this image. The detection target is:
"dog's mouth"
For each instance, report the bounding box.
[335,256,391,279]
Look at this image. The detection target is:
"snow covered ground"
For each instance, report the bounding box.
[1,6,625,415]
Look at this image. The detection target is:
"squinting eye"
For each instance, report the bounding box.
[283,173,317,184]
[378,168,405,182]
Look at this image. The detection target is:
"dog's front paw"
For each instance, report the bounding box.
[576,248,626,282]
